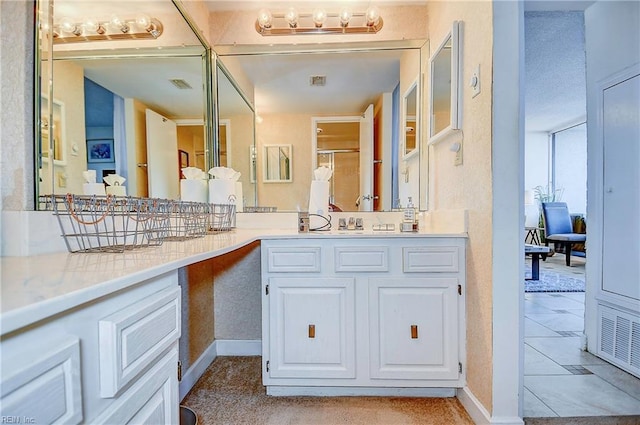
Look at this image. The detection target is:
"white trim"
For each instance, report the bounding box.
[179,340,217,400]
[175,119,204,126]
[456,387,524,425]
[267,386,455,397]
[215,339,262,356]
[492,0,525,421]
[456,387,491,425]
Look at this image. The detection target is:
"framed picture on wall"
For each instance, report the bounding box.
[41,96,66,165]
[179,149,189,168]
[87,139,114,163]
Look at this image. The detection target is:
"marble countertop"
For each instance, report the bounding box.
[1,227,466,335]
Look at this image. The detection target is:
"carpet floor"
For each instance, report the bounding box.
[181,356,474,425]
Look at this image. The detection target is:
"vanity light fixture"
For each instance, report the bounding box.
[52,14,163,44]
[255,6,383,35]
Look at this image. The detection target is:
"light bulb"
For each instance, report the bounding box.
[284,7,298,28]
[257,9,273,29]
[365,6,381,27]
[312,8,327,28]
[84,17,105,34]
[339,7,352,27]
[59,17,81,35]
[136,14,152,30]
[110,14,129,33]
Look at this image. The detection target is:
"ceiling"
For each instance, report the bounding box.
[221,49,406,115]
[524,10,587,132]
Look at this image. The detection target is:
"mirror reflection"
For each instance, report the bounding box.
[216,63,257,209]
[429,21,461,142]
[220,46,423,212]
[403,80,418,157]
[264,145,292,182]
[37,0,211,203]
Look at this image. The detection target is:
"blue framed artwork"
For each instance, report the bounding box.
[87,139,114,163]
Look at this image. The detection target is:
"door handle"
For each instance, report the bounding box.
[137,163,148,168]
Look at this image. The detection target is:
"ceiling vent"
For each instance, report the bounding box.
[309,75,326,87]
[169,78,192,90]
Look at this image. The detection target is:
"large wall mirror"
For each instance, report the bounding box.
[36,0,213,205]
[428,21,462,144]
[218,41,426,212]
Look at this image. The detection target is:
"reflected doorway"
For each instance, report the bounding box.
[315,120,361,212]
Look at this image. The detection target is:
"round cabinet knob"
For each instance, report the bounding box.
[470,75,479,88]
[606,187,613,193]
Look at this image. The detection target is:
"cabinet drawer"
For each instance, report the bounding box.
[403,247,459,273]
[1,336,83,424]
[267,247,321,273]
[99,286,180,398]
[335,246,389,272]
[93,345,178,425]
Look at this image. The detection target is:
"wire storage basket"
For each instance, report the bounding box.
[156,199,210,241]
[42,194,165,253]
[208,203,236,232]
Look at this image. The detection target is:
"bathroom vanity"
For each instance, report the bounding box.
[261,235,466,395]
[1,224,466,422]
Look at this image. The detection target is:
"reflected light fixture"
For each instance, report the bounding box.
[52,14,163,44]
[255,5,383,35]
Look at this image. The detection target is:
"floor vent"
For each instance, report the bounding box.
[598,304,640,378]
[562,365,593,375]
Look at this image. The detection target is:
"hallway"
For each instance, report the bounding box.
[524,255,640,421]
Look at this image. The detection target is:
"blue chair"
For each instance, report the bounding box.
[541,202,586,266]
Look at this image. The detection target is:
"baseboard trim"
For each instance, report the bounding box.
[179,340,218,400]
[457,386,492,424]
[215,339,261,356]
[267,386,456,397]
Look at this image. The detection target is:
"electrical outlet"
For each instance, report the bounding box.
[470,64,481,98]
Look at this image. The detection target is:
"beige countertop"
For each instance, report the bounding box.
[1,227,466,335]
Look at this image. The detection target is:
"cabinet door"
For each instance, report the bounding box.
[268,277,356,379]
[369,278,459,380]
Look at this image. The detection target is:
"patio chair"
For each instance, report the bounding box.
[541,202,586,266]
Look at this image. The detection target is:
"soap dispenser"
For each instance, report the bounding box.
[400,197,418,232]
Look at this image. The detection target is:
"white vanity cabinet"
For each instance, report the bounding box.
[0,271,180,424]
[261,236,466,394]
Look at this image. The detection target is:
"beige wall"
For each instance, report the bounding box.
[256,113,313,211]
[40,61,87,196]
[427,0,494,414]
[228,113,256,208]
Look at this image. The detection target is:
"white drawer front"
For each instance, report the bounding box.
[268,247,321,272]
[403,247,459,273]
[99,286,180,398]
[93,345,178,425]
[1,337,83,425]
[335,246,389,272]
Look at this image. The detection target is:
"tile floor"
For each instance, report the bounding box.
[524,254,640,419]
